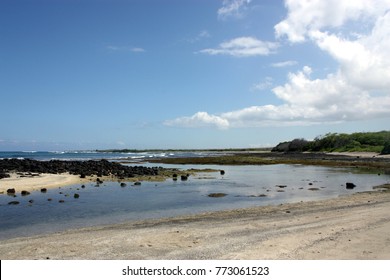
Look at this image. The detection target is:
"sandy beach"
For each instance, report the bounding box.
[0,172,90,193]
[0,187,389,260]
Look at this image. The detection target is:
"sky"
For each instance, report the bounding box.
[1,0,390,151]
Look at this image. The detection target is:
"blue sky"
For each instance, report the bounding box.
[1,0,389,151]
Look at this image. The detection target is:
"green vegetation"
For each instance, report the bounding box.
[272,131,390,154]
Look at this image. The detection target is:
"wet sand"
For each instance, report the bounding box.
[0,188,389,260]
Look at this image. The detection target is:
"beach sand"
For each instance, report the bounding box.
[0,172,90,193]
[0,188,389,260]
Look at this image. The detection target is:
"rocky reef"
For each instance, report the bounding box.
[0,158,162,179]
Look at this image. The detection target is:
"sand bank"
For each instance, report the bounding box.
[0,173,89,193]
[327,152,390,158]
[0,188,389,260]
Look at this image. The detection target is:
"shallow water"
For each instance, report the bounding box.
[0,164,389,240]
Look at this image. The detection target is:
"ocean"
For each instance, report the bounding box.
[0,150,219,162]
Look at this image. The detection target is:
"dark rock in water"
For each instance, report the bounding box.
[47,198,52,201]
[208,193,227,198]
[134,181,142,186]
[277,185,287,188]
[81,185,85,189]
[40,188,47,193]
[74,193,80,199]
[220,170,225,175]
[28,199,34,203]
[173,177,178,181]
[172,174,178,178]
[120,182,127,187]
[59,200,65,203]
[0,172,10,179]
[8,201,20,205]
[7,188,16,194]
[180,175,188,181]
[308,188,320,191]
[21,190,30,196]
[346,182,356,189]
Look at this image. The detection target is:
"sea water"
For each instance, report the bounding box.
[0,163,389,240]
[0,150,222,161]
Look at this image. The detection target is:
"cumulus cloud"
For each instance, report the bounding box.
[166,1,390,129]
[274,0,388,43]
[165,66,390,128]
[218,0,252,19]
[199,36,279,57]
[164,112,230,130]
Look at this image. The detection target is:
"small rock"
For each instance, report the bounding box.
[220,170,225,175]
[21,190,30,196]
[8,201,20,205]
[40,188,47,193]
[208,193,227,198]
[7,188,16,194]
[74,193,80,199]
[181,175,188,181]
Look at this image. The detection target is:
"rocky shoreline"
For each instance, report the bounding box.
[0,158,162,180]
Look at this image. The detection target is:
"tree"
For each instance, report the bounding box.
[381,141,390,155]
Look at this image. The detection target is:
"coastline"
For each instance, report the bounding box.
[1,152,389,259]
[0,187,389,259]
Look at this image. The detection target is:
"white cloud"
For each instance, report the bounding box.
[165,65,390,128]
[164,112,230,130]
[218,0,252,19]
[251,77,273,91]
[107,45,145,53]
[199,36,279,57]
[271,60,298,68]
[274,0,389,43]
[130,47,145,53]
[186,30,211,43]
[166,1,390,129]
